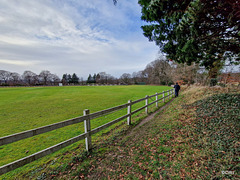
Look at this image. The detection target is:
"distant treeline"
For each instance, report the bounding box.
[1,59,235,87]
[0,70,61,86]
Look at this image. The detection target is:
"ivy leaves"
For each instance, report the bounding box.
[193,94,239,167]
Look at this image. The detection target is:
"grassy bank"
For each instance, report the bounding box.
[38,85,239,179]
[0,85,172,179]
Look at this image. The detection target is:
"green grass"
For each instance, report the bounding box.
[0,85,171,177]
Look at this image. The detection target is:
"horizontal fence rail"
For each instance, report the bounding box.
[0,89,174,175]
[0,116,86,146]
[0,103,130,146]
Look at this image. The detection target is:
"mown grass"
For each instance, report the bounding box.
[48,86,240,179]
[0,85,172,179]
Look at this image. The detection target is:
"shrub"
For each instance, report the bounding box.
[210,78,217,86]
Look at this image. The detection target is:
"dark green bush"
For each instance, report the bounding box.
[210,78,218,86]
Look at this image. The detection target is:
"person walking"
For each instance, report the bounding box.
[174,82,181,97]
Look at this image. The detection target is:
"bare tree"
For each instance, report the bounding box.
[0,70,11,84]
[107,75,116,84]
[171,63,201,85]
[39,70,52,85]
[132,72,139,84]
[98,72,110,84]
[144,59,172,85]
[51,74,60,85]
[10,72,21,85]
[132,71,147,84]
[22,70,37,85]
[120,73,131,85]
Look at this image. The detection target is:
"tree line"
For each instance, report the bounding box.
[85,59,238,86]
[0,57,237,86]
[120,59,207,86]
[0,70,61,86]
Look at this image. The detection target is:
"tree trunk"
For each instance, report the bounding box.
[208,59,223,86]
[208,60,222,79]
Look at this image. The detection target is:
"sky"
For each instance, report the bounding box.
[0,0,160,79]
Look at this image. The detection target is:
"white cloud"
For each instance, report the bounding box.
[0,0,159,79]
[0,36,36,45]
[0,59,39,66]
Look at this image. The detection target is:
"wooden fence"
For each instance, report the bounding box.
[0,89,174,175]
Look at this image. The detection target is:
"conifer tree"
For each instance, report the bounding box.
[93,73,97,83]
[87,74,92,83]
[139,0,240,79]
[67,74,72,83]
[72,73,79,84]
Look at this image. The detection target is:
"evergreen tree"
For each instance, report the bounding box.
[93,73,97,83]
[72,73,79,84]
[139,0,240,79]
[62,74,67,84]
[67,74,72,83]
[87,74,92,83]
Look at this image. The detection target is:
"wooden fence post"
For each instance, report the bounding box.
[163,91,165,103]
[168,90,170,100]
[84,109,92,152]
[145,95,149,114]
[156,93,158,107]
[172,89,174,98]
[127,100,132,125]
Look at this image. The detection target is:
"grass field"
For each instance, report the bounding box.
[0,85,171,177]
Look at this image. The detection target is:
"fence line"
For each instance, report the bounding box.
[0,89,174,175]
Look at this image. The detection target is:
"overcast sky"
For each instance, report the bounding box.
[0,0,160,79]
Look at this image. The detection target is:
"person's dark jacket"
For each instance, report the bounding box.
[174,84,180,91]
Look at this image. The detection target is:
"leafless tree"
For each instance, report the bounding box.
[22,70,37,85]
[10,72,21,85]
[108,75,117,84]
[0,70,11,84]
[39,70,52,85]
[132,71,147,84]
[97,72,114,84]
[171,63,201,85]
[50,74,60,85]
[120,73,131,84]
[144,59,172,85]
